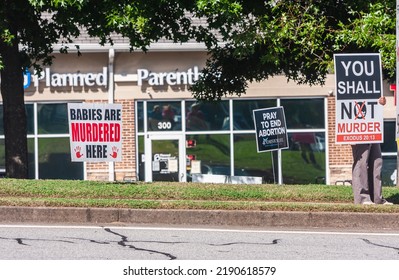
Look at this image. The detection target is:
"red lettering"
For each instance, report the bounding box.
[86,123,92,141]
[70,122,121,142]
[103,123,109,141]
[337,122,381,133]
[114,123,120,142]
[71,123,80,141]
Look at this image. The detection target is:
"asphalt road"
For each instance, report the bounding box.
[1,224,399,260]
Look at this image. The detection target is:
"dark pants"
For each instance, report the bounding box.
[351,144,384,204]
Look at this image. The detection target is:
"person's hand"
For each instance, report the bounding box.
[378,96,386,106]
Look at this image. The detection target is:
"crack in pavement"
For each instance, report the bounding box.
[103,228,177,260]
[208,239,280,246]
[361,239,399,254]
[0,230,280,259]
[0,236,74,246]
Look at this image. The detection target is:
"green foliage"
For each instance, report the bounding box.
[334,3,396,81]
[191,0,398,100]
[2,0,396,99]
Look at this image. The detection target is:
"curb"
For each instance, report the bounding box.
[1,206,399,230]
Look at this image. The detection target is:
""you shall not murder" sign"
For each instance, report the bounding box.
[334,53,384,144]
[68,103,123,162]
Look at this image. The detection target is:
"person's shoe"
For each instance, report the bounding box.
[361,201,375,205]
[382,201,393,205]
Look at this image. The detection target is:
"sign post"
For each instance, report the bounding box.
[334,53,384,145]
[253,106,288,184]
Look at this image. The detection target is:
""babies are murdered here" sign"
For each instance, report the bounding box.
[334,53,384,144]
[68,103,123,162]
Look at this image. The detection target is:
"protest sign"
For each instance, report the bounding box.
[334,53,384,144]
[253,106,289,152]
[68,103,122,162]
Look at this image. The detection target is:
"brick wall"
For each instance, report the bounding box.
[327,95,353,184]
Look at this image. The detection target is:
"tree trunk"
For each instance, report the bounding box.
[0,40,29,178]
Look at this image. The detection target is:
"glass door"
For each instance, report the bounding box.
[144,134,185,182]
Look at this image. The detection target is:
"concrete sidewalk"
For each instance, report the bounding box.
[1,206,399,230]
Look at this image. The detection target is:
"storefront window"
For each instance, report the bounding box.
[38,137,83,179]
[233,99,277,130]
[147,101,181,131]
[185,101,229,131]
[234,134,277,183]
[27,138,35,179]
[281,98,325,129]
[38,103,69,134]
[382,156,396,186]
[137,136,145,181]
[137,102,144,133]
[0,106,3,135]
[26,104,34,134]
[381,120,396,153]
[0,104,34,135]
[283,132,326,184]
[186,134,230,180]
[381,120,397,186]
[0,139,4,176]
[138,97,327,184]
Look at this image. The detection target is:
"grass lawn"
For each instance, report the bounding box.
[0,179,398,213]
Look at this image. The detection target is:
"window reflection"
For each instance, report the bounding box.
[0,106,3,135]
[27,138,35,179]
[137,136,145,181]
[137,102,144,133]
[234,134,277,183]
[233,99,277,130]
[283,132,326,184]
[0,105,34,135]
[381,120,396,153]
[186,134,230,180]
[38,103,69,134]
[0,139,4,175]
[281,98,324,129]
[147,102,181,131]
[38,137,83,179]
[26,104,34,134]
[185,101,229,131]
[382,156,397,186]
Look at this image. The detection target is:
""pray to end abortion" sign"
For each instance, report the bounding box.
[334,53,384,144]
[68,103,123,162]
[253,106,289,152]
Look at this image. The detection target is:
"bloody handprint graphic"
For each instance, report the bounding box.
[74,146,84,158]
[110,146,119,158]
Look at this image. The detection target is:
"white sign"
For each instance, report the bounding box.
[137,66,200,86]
[68,103,122,162]
[25,67,107,88]
[334,53,384,144]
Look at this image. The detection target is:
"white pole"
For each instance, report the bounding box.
[396,0,399,187]
[108,48,115,182]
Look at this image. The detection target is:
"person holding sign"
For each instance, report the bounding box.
[351,96,393,205]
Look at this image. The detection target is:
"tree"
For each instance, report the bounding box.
[0,0,395,178]
[190,0,396,100]
[0,0,214,178]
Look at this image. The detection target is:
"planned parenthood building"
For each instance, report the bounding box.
[0,39,397,185]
